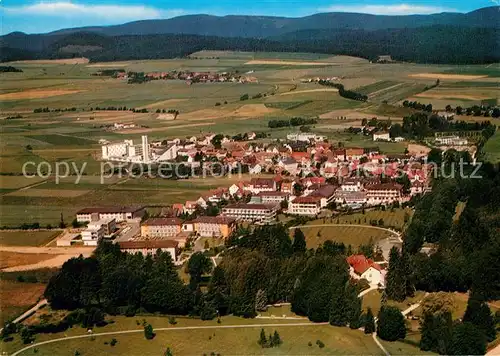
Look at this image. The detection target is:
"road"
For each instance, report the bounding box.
[11,322,328,356]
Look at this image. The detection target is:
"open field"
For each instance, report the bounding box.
[0,280,46,325]
[408,73,488,80]
[0,251,56,270]
[295,224,393,249]
[325,208,413,230]
[484,130,500,163]
[0,230,62,247]
[0,89,83,101]
[2,312,423,356]
[245,59,337,66]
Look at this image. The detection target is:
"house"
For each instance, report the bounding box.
[141,218,183,238]
[333,149,346,161]
[347,255,384,286]
[249,164,263,175]
[222,203,279,224]
[373,131,390,141]
[345,148,365,161]
[288,196,322,216]
[118,240,179,261]
[278,157,298,175]
[76,206,145,223]
[340,178,364,192]
[191,216,236,238]
[309,184,337,207]
[249,178,277,194]
[280,181,295,194]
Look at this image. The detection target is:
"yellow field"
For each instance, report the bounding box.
[6,189,90,198]
[245,59,337,66]
[0,89,84,101]
[408,73,488,80]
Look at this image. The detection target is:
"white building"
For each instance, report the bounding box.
[118,240,179,261]
[435,136,468,146]
[347,255,385,286]
[141,218,182,238]
[76,207,145,223]
[287,133,326,142]
[222,203,278,224]
[373,131,391,141]
[366,183,403,205]
[288,196,322,216]
[257,191,290,204]
[82,225,105,246]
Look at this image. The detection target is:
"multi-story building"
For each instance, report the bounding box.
[366,183,403,205]
[118,240,179,261]
[249,178,277,194]
[222,203,278,224]
[82,225,105,246]
[141,218,182,238]
[76,206,145,223]
[288,196,322,216]
[334,190,368,205]
[257,191,290,204]
[87,218,116,237]
[190,216,236,238]
[309,184,337,207]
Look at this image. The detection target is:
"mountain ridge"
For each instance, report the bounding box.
[9,6,497,38]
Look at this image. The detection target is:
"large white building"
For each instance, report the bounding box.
[366,183,403,205]
[101,135,157,163]
[118,240,179,261]
[222,203,278,224]
[76,206,145,223]
[288,196,322,216]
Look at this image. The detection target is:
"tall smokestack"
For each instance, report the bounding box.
[142,135,150,163]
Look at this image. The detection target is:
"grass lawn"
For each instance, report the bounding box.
[0,280,46,325]
[0,230,62,246]
[296,225,392,249]
[484,130,500,163]
[6,321,391,356]
[318,208,413,230]
[361,289,427,315]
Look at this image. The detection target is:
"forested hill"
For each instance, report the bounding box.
[42,6,500,37]
[1,25,498,65]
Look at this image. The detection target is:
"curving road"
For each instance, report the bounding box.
[11,322,328,356]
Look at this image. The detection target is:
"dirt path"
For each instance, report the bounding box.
[368,82,406,98]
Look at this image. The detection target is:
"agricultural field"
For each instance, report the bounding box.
[484,130,500,163]
[0,280,46,325]
[327,208,413,230]
[0,230,62,246]
[1,53,499,228]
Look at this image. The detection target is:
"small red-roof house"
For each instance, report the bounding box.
[347,255,385,286]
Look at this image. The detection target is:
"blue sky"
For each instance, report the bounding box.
[1,0,495,34]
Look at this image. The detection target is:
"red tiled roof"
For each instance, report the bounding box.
[143,218,182,226]
[191,216,235,225]
[119,240,179,250]
[292,196,322,204]
[77,206,144,214]
[347,255,382,275]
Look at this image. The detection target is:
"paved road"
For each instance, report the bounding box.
[11,322,328,356]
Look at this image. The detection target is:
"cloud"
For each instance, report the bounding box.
[3,1,184,21]
[319,3,458,15]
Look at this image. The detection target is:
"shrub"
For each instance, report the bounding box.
[316,340,325,348]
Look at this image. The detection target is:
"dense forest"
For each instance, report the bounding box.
[1,25,499,64]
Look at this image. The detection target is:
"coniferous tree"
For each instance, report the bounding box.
[463,294,497,342]
[292,228,307,254]
[364,308,376,334]
[258,328,267,347]
[419,311,452,354]
[385,247,406,301]
[272,330,282,347]
[377,306,406,341]
[448,322,487,355]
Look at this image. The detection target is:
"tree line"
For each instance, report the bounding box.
[318,80,368,101]
[268,117,317,128]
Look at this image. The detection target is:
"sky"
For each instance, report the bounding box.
[0,0,496,34]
